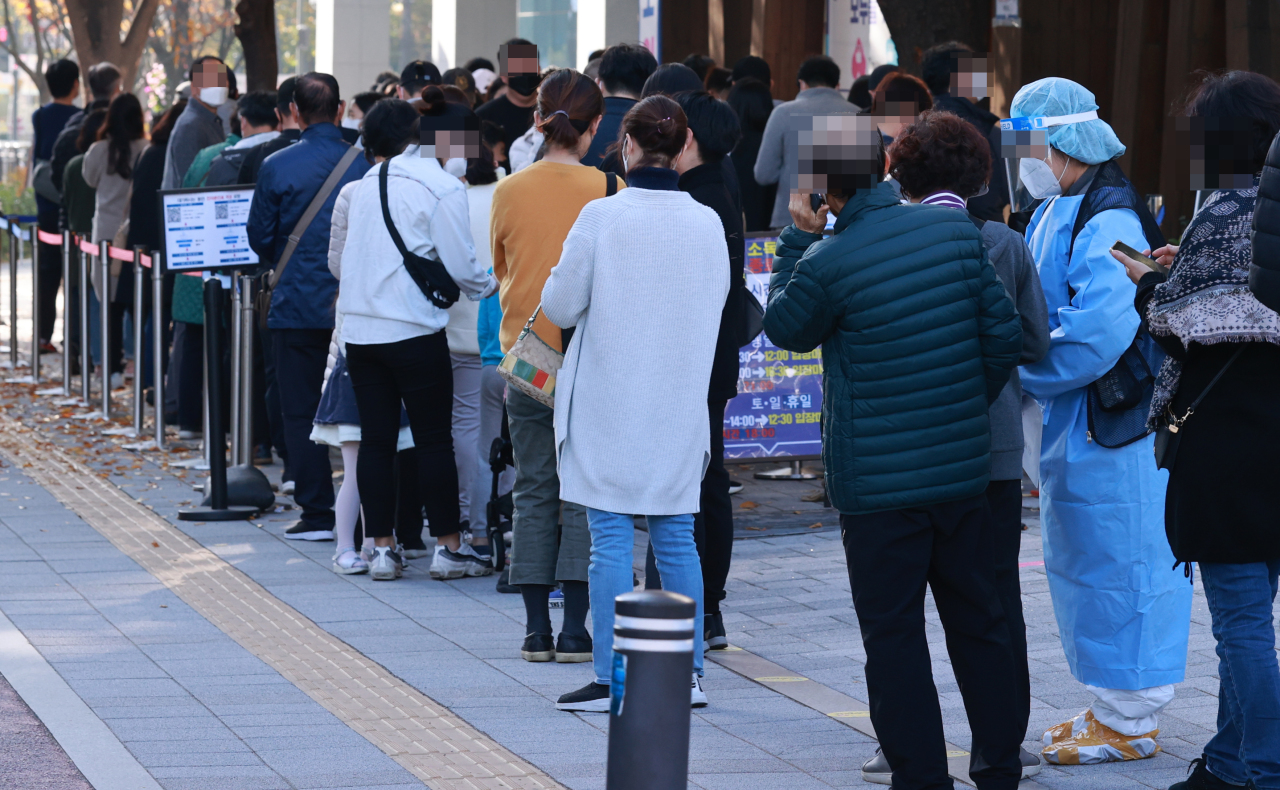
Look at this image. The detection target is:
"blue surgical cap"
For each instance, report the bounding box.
[1010,77,1125,165]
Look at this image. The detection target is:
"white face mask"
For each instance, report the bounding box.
[341,117,361,131]
[200,85,229,107]
[444,158,468,179]
[1019,155,1066,200]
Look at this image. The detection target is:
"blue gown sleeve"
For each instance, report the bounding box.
[1020,209,1144,400]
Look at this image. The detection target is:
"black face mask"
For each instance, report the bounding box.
[507,73,541,97]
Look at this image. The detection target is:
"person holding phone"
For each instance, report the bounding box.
[1114,70,1280,790]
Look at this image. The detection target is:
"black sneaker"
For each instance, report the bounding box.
[283,521,335,541]
[521,632,555,662]
[1020,747,1042,778]
[555,632,592,663]
[1170,757,1242,790]
[704,612,728,651]
[495,568,520,594]
[556,682,610,712]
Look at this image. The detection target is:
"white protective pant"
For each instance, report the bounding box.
[1088,685,1176,735]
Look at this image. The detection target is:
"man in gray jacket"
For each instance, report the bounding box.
[162,56,231,189]
[753,55,854,228]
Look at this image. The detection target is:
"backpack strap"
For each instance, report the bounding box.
[606,171,617,197]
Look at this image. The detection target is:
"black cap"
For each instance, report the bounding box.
[400,60,442,88]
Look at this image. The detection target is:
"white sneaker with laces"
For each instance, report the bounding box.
[369,546,403,580]
[332,549,368,575]
[429,545,469,580]
[456,543,494,577]
[691,674,708,708]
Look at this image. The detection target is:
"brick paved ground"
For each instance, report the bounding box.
[0,352,1261,790]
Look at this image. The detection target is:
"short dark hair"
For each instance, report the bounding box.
[400,60,442,96]
[888,110,992,199]
[1181,69,1280,183]
[642,63,703,98]
[797,55,839,89]
[682,54,715,82]
[352,91,384,115]
[920,41,973,96]
[598,43,658,97]
[276,77,297,114]
[464,57,495,73]
[187,55,224,82]
[848,75,871,109]
[676,91,741,163]
[727,77,773,133]
[86,62,121,100]
[731,56,771,86]
[705,67,732,96]
[868,63,897,92]
[361,98,419,162]
[45,59,79,99]
[294,72,341,125]
[586,49,606,63]
[236,91,278,128]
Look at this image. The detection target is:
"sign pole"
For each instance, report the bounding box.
[29,227,39,383]
[98,240,111,418]
[132,247,147,435]
[151,252,166,449]
[78,246,90,404]
[61,231,72,395]
[228,271,242,467]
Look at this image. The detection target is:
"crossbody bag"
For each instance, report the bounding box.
[377,160,461,309]
[255,145,362,329]
[1153,346,1245,470]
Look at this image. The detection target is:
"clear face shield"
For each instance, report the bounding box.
[998,110,1098,212]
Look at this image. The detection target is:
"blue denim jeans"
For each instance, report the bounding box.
[586,508,703,684]
[1200,560,1280,790]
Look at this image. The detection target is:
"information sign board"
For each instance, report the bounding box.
[159,185,259,272]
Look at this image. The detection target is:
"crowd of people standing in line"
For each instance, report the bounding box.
[22,36,1280,790]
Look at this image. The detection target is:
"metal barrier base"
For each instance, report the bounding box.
[177,505,258,522]
[753,460,820,481]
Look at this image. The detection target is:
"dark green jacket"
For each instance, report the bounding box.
[763,181,1022,514]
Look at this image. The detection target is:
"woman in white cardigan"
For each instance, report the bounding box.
[545,96,730,712]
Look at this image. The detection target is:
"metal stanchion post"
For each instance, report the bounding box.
[238,275,255,466]
[98,240,111,418]
[606,590,695,790]
[228,272,241,466]
[9,228,17,367]
[61,231,72,395]
[78,247,90,403]
[132,247,147,434]
[28,227,39,383]
[151,251,165,449]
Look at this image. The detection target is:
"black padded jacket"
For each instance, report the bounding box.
[1250,131,1280,312]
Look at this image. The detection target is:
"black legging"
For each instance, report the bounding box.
[346,331,460,540]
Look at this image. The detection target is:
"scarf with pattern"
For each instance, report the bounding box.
[1146,182,1280,424]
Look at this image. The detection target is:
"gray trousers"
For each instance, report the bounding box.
[506,387,590,585]
[450,352,483,520]
[473,364,514,531]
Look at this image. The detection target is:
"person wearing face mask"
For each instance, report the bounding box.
[476,38,540,154]
[489,68,618,667]
[162,56,231,190]
[1009,77,1192,764]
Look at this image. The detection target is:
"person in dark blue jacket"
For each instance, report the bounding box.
[248,72,370,541]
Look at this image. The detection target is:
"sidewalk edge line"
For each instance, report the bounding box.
[0,607,164,790]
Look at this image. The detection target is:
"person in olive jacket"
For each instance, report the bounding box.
[762,114,1024,790]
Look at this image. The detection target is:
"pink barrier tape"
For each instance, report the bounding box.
[78,238,97,255]
[138,254,151,269]
[36,229,61,245]
[107,245,134,262]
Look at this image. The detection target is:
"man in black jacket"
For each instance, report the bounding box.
[238,78,300,187]
[921,42,1010,224]
[584,44,656,171]
[672,91,746,649]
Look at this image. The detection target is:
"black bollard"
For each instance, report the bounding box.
[179,278,258,522]
[606,590,695,790]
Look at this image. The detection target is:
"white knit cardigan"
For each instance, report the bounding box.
[541,186,729,515]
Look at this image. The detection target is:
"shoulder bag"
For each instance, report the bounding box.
[377,160,461,309]
[496,170,618,407]
[255,145,362,329]
[1153,347,1244,470]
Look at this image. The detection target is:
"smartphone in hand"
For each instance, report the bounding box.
[1111,240,1168,275]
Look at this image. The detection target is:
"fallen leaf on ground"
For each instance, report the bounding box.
[739,501,758,509]
[808,522,823,529]
[151,541,159,547]
[744,526,765,531]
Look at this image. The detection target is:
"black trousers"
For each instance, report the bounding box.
[985,479,1030,741]
[174,322,204,430]
[841,494,1022,790]
[259,324,288,472]
[36,217,60,344]
[273,327,334,529]
[346,332,459,540]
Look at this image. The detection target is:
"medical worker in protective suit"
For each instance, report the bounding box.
[1007,78,1193,765]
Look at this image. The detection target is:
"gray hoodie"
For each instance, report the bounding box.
[980,218,1049,480]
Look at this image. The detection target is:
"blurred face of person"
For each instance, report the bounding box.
[950,56,990,101]
[193,60,230,107]
[499,44,541,100]
[343,103,364,130]
[875,100,920,140]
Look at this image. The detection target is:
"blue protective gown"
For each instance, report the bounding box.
[1020,194,1192,691]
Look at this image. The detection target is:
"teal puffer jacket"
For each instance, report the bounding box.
[763,182,1022,515]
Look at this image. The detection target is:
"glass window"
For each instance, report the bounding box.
[517,0,577,69]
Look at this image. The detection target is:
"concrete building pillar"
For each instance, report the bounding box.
[315,0,390,99]
[432,0,519,71]
[577,0,640,69]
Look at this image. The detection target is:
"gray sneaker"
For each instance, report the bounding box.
[368,546,403,581]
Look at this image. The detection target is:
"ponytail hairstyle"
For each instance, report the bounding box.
[535,68,603,151]
[616,94,687,170]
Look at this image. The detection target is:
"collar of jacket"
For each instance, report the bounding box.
[931,93,997,129]
[833,180,902,234]
[797,86,844,102]
[677,161,724,192]
[627,166,680,191]
[604,95,638,115]
[299,122,342,142]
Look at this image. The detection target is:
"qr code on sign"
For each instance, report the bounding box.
[166,206,180,223]
[215,203,228,220]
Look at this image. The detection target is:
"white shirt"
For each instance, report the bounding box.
[338,146,497,346]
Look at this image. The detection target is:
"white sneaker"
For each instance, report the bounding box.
[728,481,744,495]
[429,545,469,580]
[456,543,494,577]
[109,371,124,390]
[177,428,201,440]
[691,674,708,708]
[280,479,296,496]
[331,549,368,575]
[368,546,402,580]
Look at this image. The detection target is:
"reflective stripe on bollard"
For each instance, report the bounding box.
[606,590,694,790]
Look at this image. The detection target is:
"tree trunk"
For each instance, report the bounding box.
[64,0,161,91]
[235,0,279,91]
[876,0,990,74]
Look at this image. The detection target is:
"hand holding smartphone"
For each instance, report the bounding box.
[1111,240,1168,275]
